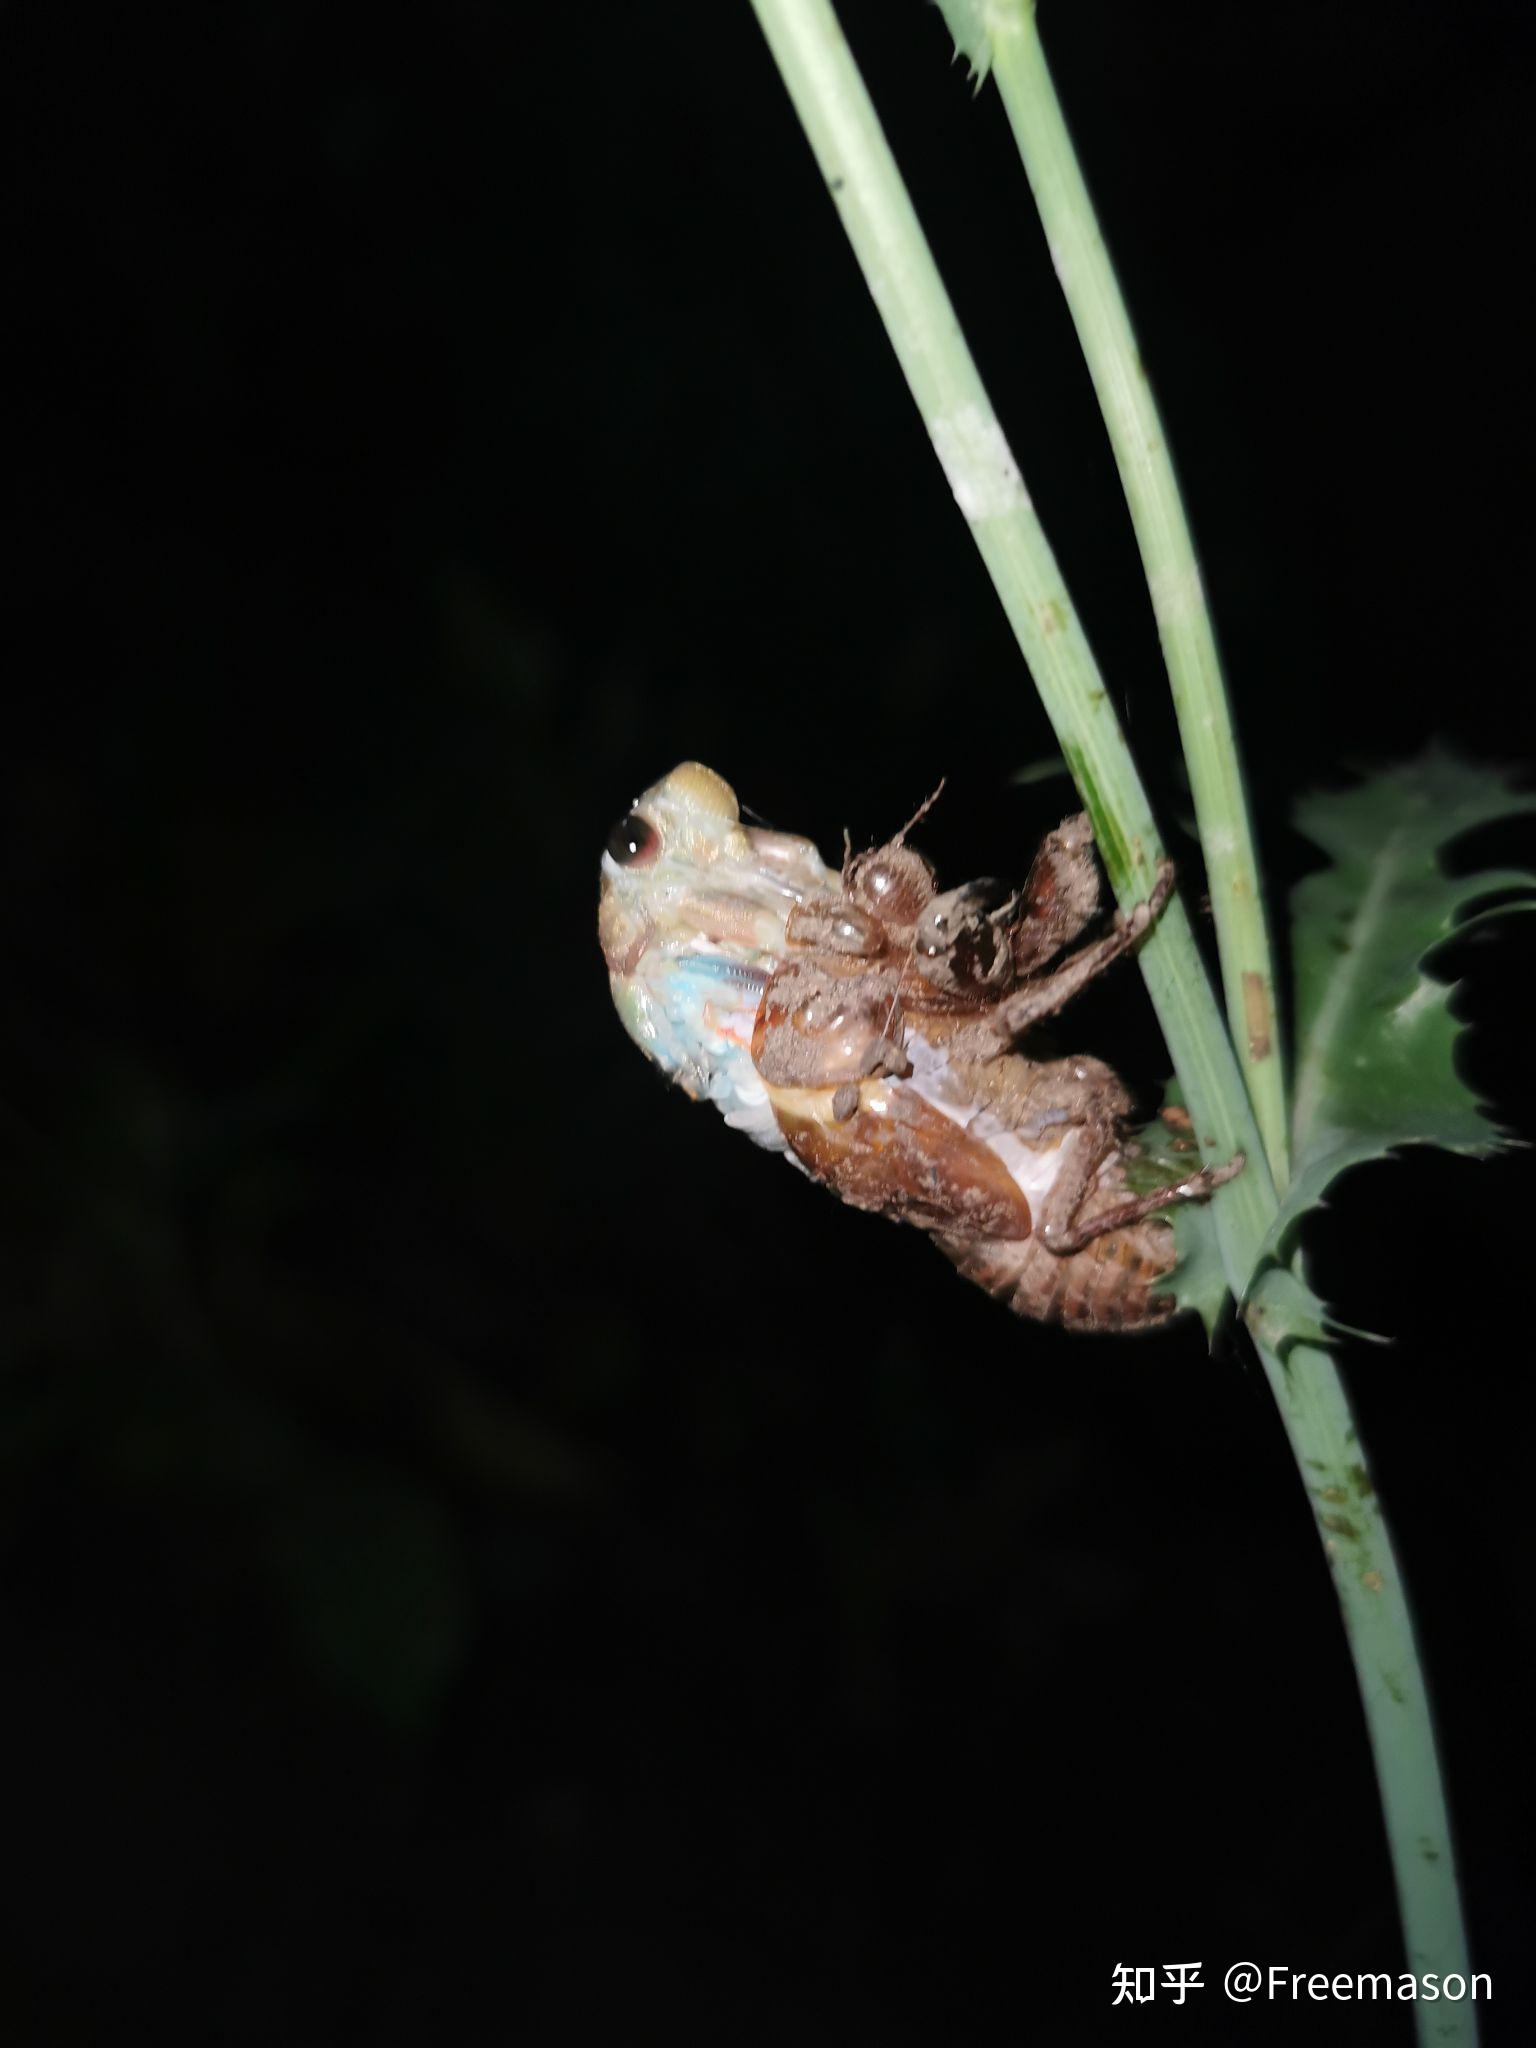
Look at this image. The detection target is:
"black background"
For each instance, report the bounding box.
[3,2,1534,2042]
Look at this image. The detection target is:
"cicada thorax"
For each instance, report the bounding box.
[748,872,1182,1331]
[749,946,1036,1242]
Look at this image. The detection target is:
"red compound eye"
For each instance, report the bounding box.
[606,812,660,866]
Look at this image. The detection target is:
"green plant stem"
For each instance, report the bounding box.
[1246,1336,1472,2016]
[745,0,1474,2031]
[985,8,1288,1188]
[746,0,1273,1284]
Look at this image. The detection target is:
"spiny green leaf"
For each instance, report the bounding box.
[1164,1195,1229,1342]
[1260,748,1534,1275]
[1244,1262,1329,1357]
[1244,1260,1388,1362]
[1126,1085,1231,1340]
[933,0,1033,90]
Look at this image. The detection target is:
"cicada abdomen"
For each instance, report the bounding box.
[935,1204,1181,1332]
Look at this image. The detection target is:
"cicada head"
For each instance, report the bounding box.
[598,763,834,1138]
[912,878,1021,999]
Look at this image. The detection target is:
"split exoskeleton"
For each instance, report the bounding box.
[599,763,1242,1332]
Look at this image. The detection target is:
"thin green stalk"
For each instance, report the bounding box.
[984,5,1289,1187]
[746,0,1276,1292]
[1245,1336,1472,2010]
[745,0,1473,2031]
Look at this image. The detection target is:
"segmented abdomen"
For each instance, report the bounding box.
[935,1216,1177,1334]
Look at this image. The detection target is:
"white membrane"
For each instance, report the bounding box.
[903,1037,1067,1214]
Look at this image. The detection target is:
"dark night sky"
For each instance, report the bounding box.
[2,2,1534,2042]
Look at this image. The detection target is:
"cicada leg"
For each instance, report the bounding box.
[990,859,1175,1038]
[1032,1134,1245,1255]
[938,1048,1244,1259]
[1010,812,1103,973]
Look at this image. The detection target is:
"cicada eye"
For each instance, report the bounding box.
[606,812,660,867]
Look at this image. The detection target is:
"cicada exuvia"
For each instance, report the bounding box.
[598,763,1241,1332]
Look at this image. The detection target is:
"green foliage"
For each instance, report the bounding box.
[1164,1196,1229,1340]
[1134,750,1532,1343]
[1243,1259,1387,1362]
[1125,1089,1229,1338]
[933,0,1032,89]
[1261,749,1534,1275]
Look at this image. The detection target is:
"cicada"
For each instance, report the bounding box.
[598,762,1241,1332]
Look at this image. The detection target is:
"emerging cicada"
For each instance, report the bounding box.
[598,763,1241,1332]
